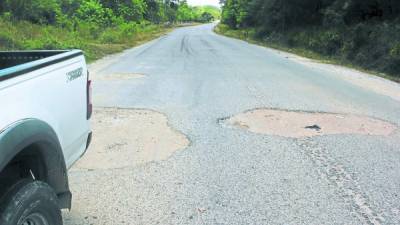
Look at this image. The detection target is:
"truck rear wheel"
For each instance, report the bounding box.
[0,179,62,225]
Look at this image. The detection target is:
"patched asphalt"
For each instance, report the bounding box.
[64,24,400,225]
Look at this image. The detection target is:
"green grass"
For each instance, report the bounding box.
[0,19,174,62]
[214,24,400,83]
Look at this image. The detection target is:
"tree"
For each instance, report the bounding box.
[143,0,162,23]
[76,0,116,26]
[221,0,250,28]
[60,0,82,16]
[177,0,195,22]
[1,0,61,24]
[99,0,147,22]
[200,12,214,22]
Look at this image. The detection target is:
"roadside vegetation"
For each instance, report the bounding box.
[0,0,220,61]
[218,0,400,81]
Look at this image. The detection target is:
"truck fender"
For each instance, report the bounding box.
[0,119,71,209]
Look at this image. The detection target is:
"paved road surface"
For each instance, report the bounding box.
[64,24,400,224]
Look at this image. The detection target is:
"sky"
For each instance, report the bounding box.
[187,0,221,7]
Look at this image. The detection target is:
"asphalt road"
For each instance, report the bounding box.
[65,24,400,224]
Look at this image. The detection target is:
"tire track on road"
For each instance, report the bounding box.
[297,139,385,225]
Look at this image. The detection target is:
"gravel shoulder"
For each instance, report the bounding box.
[267,48,400,103]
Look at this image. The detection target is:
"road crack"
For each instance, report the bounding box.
[297,138,385,225]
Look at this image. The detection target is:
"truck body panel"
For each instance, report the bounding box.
[0,50,90,168]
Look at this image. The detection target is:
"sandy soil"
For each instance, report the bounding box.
[74,108,190,170]
[224,109,397,138]
[268,49,400,102]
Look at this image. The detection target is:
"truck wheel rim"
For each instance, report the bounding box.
[21,213,49,225]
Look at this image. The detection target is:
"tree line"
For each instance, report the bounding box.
[0,0,220,59]
[220,0,400,78]
[0,0,219,26]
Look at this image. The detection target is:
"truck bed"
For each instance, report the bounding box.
[0,50,83,82]
[0,48,90,168]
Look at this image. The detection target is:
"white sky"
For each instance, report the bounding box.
[187,0,220,7]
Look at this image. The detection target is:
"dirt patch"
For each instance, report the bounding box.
[74,108,190,169]
[97,73,145,81]
[223,109,397,138]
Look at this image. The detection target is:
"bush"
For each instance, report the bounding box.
[317,30,342,55]
[75,0,116,27]
[0,32,19,49]
[390,44,400,59]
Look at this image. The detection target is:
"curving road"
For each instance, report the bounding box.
[65,24,400,225]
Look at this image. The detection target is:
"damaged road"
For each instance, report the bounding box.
[74,108,190,170]
[64,24,400,225]
[222,108,397,138]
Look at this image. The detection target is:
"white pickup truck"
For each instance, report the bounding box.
[0,50,92,225]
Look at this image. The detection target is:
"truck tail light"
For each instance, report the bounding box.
[87,71,93,119]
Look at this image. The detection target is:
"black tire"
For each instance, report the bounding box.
[0,179,62,225]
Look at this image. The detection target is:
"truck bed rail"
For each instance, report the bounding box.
[0,50,83,82]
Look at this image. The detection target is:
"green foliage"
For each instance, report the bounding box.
[0,0,61,24]
[75,0,116,27]
[0,0,220,62]
[200,12,214,23]
[99,0,147,21]
[0,0,220,30]
[197,6,221,20]
[221,0,400,78]
[221,0,249,28]
[390,44,400,59]
[0,17,169,62]
[177,1,195,22]
[175,1,221,23]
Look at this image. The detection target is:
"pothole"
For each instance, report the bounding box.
[98,73,145,80]
[74,108,190,170]
[222,109,397,138]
